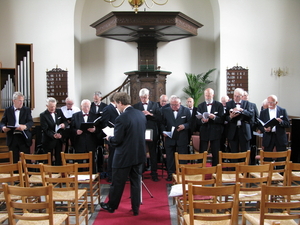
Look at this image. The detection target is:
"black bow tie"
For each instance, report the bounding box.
[83,114,89,117]
[206,103,213,106]
[235,103,241,105]
[173,110,178,112]
[67,108,72,110]
[142,103,148,105]
[15,108,21,111]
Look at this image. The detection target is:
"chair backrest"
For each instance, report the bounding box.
[0,151,13,165]
[41,163,79,191]
[20,152,52,187]
[287,161,300,186]
[3,183,55,225]
[236,164,272,191]
[175,152,208,182]
[259,149,291,183]
[259,184,300,225]
[187,182,240,225]
[181,164,222,212]
[219,150,250,173]
[61,151,93,176]
[0,161,24,187]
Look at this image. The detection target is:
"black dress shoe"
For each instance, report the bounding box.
[133,211,139,216]
[100,202,115,213]
[165,174,172,181]
[151,175,160,182]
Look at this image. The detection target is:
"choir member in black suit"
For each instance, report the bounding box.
[0,92,33,163]
[89,91,107,172]
[186,97,198,146]
[225,88,254,154]
[133,88,161,182]
[101,93,120,182]
[40,97,67,165]
[60,97,80,152]
[243,91,260,164]
[258,95,290,156]
[71,99,100,173]
[158,94,168,108]
[161,95,191,181]
[220,95,230,153]
[197,88,224,166]
[100,92,147,216]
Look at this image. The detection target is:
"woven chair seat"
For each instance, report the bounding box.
[173,174,203,184]
[29,174,61,183]
[0,192,21,201]
[250,172,283,181]
[53,189,86,201]
[243,213,297,225]
[183,213,231,225]
[238,190,261,201]
[0,214,8,223]
[16,213,68,225]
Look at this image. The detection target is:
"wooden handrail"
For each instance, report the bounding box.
[102,77,130,100]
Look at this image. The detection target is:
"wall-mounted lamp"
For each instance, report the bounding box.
[271,67,288,77]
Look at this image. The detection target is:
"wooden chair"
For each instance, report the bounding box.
[251,150,291,186]
[3,183,69,225]
[176,164,222,225]
[41,163,89,225]
[236,163,273,211]
[61,151,100,213]
[0,151,13,165]
[183,182,240,225]
[0,161,24,222]
[213,150,250,184]
[20,152,61,187]
[173,151,208,184]
[242,184,300,225]
[287,161,300,186]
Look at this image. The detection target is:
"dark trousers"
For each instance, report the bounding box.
[147,136,158,176]
[44,139,63,165]
[165,142,189,175]
[263,132,287,169]
[107,146,115,179]
[229,127,250,153]
[9,134,30,163]
[200,139,220,166]
[108,163,143,212]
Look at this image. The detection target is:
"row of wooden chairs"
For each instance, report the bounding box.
[176,162,300,225]
[0,151,101,224]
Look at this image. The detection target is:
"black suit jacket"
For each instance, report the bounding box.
[0,106,33,147]
[259,106,290,147]
[89,102,107,115]
[187,106,199,135]
[196,100,224,141]
[108,106,147,168]
[133,101,161,140]
[40,109,67,149]
[71,111,99,153]
[225,100,253,141]
[161,105,191,146]
[101,103,119,128]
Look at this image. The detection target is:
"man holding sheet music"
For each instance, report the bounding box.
[101,92,146,216]
[196,88,224,166]
[101,93,120,182]
[0,92,33,163]
[161,95,191,181]
[40,97,67,165]
[258,95,290,155]
[71,99,100,173]
[133,88,161,182]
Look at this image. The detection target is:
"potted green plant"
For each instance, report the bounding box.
[182,68,216,106]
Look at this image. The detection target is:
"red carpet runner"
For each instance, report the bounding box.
[93,172,172,225]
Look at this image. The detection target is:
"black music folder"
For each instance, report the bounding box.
[258,118,279,128]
